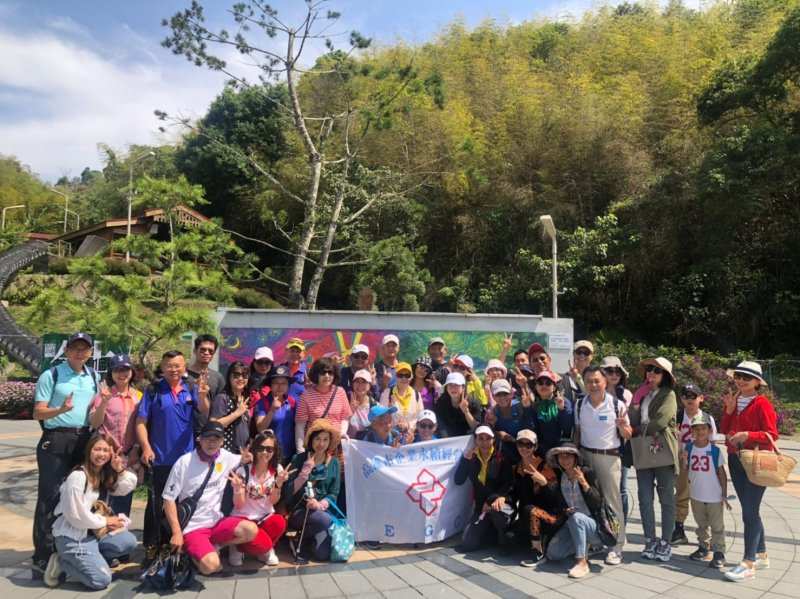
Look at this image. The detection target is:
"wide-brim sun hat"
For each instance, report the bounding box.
[485,358,507,377]
[445,372,466,387]
[304,418,341,452]
[599,356,629,378]
[546,442,582,469]
[726,361,768,386]
[638,356,675,384]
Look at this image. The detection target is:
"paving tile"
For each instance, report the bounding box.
[678,575,765,599]
[484,569,548,596]
[602,567,677,592]
[199,578,237,599]
[507,565,572,589]
[387,564,439,587]
[361,567,407,591]
[413,560,463,582]
[446,578,501,599]
[557,582,619,599]
[582,573,657,597]
[661,587,730,599]
[234,577,270,599]
[414,582,467,598]
[300,572,343,599]
[381,589,423,599]
[419,553,475,576]
[270,575,308,599]
[0,577,51,599]
[530,592,570,599]
[345,594,381,599]
[330,570,375,595]
[768,581,800,596]
[448,552,501,574]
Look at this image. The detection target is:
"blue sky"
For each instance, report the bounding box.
[0,0,602,181]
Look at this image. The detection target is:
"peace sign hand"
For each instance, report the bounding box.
[228,470,245,491]
[276,467,295,486]
[502,334,513,352]
[99,381,112,403]
[110,446,125,473]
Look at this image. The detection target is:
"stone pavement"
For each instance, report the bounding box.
[1,419,799,598]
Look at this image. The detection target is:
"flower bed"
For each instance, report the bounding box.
[0,381,36,419]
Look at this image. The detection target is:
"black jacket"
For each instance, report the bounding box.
[454,444,513,513]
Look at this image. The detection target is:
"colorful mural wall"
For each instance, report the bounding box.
[219,328,548,373]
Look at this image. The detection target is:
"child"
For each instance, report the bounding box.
[672,383,717,545]
[684,412,728,568]
[414,410,439,442]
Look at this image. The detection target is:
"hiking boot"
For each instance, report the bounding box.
[670,522,689,546]
[710,552,726,569]
[689,546,710,561]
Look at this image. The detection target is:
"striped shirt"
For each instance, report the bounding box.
[296,385,352,431]
[737,395,755,414]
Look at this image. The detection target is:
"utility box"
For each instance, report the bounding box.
[213,309,574,374]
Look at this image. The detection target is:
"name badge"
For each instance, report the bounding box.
[599,415,609,421]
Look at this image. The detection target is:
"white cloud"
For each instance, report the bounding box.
[0,27,236,181]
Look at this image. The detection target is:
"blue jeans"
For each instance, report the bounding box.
[546,512,601,560]
[54,531,137,590]
[728,453,766,561]
[620,465,630,523]
[289,509,333,561]
[636,466,676,542]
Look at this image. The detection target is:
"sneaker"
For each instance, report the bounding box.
[670,523,689,546]
[44,553,61,588]
[654,540,672,562]
[689,547,711,562]
[31,557,47,581]
[520,549,543,568]
[710,552,726,569]
[228,545,244,567]
[362,540,382,550]
[604,551,623,566]
[265,549,279,566]
[641,539,658,560]
[754,555,770,570]
[568,561,590,579]
[724,563,755,582]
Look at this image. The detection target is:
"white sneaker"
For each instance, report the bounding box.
[228,545,244,567]
[604,551,623,566]
[43,553,61,588]
[266,549,279,566]
[725,563,755,582]
[754,555,770,570]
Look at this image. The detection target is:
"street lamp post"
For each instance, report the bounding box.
[126,151,156,262]
[539,214,558,319]
[50,187,69,233]
[1,205,25,230]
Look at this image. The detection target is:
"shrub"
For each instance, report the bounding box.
[234,287,282,309]
[0,382,36,419]
[596,340,797,435]
[48,257,69,274]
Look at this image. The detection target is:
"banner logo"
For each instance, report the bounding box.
[405,468,447,516]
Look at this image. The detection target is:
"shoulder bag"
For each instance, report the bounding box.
[327,499,354,562]
[738,433,796,488]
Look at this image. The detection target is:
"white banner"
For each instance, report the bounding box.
[343,436,473,544]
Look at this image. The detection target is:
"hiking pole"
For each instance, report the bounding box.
[294,482,314,564]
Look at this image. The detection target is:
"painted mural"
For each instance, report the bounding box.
[219,328,549,373]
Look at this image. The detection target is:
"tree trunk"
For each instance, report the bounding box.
[305,164,349,309]
[287,156,323,308]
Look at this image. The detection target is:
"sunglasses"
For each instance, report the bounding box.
[733,372,755,381]
[645,365,664,374]
[516,440,534,449]
[535,379,555,387]
[574,349,591,357]
[255,359,273,366]
[230,372,248,379]
[320,370,335,376]
[418,422,435,430]
[254,445,275,453]
[396,373,412,379]
[532,355,548,363]
[681,394,699,401]
[351,353,368,359]
[602,367,622,376]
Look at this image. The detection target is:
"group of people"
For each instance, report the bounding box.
[30,331,779,588]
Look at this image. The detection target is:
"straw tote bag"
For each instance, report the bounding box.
[738,433,797,488]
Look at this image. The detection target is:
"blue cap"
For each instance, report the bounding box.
[368,405,398,423]
[67,332,93,347]
[109,354,133,370]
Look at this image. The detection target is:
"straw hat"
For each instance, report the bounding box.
[726,361,768,386]
[638,356,674,384]
[304,418,341,453]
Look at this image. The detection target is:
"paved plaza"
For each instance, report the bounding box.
[1,419,798,599]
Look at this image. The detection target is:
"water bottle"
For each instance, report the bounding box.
[305,481,315,499]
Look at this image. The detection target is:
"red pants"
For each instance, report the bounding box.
[236,513,287,555]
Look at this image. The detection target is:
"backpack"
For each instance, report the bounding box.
[574,395,625,447]
[685,441,721,472]
[39,364,99,430]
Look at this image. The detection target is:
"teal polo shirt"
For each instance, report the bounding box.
[34,362,99,429]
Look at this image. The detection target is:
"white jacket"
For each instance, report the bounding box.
[52,469,137,541]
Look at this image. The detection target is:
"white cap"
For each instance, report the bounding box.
[485,358,507,376]
[574,340,594,353]
[491,379,512,395]
[382,334,400,346]
[350,344,370,356]
[445,372,466,386]
[353,369,373,383]
[417,409,437,425]
[474,425,495,438]
[453,354,474,369]
[254,346,274,361]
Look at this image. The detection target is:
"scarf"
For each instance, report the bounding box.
[197,448,220,463]
[534,397,559,423]
[391,385,414,412]
[476,446,495,485]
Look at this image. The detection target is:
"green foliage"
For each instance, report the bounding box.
[353,237,431,312]
[233,287,282,309]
